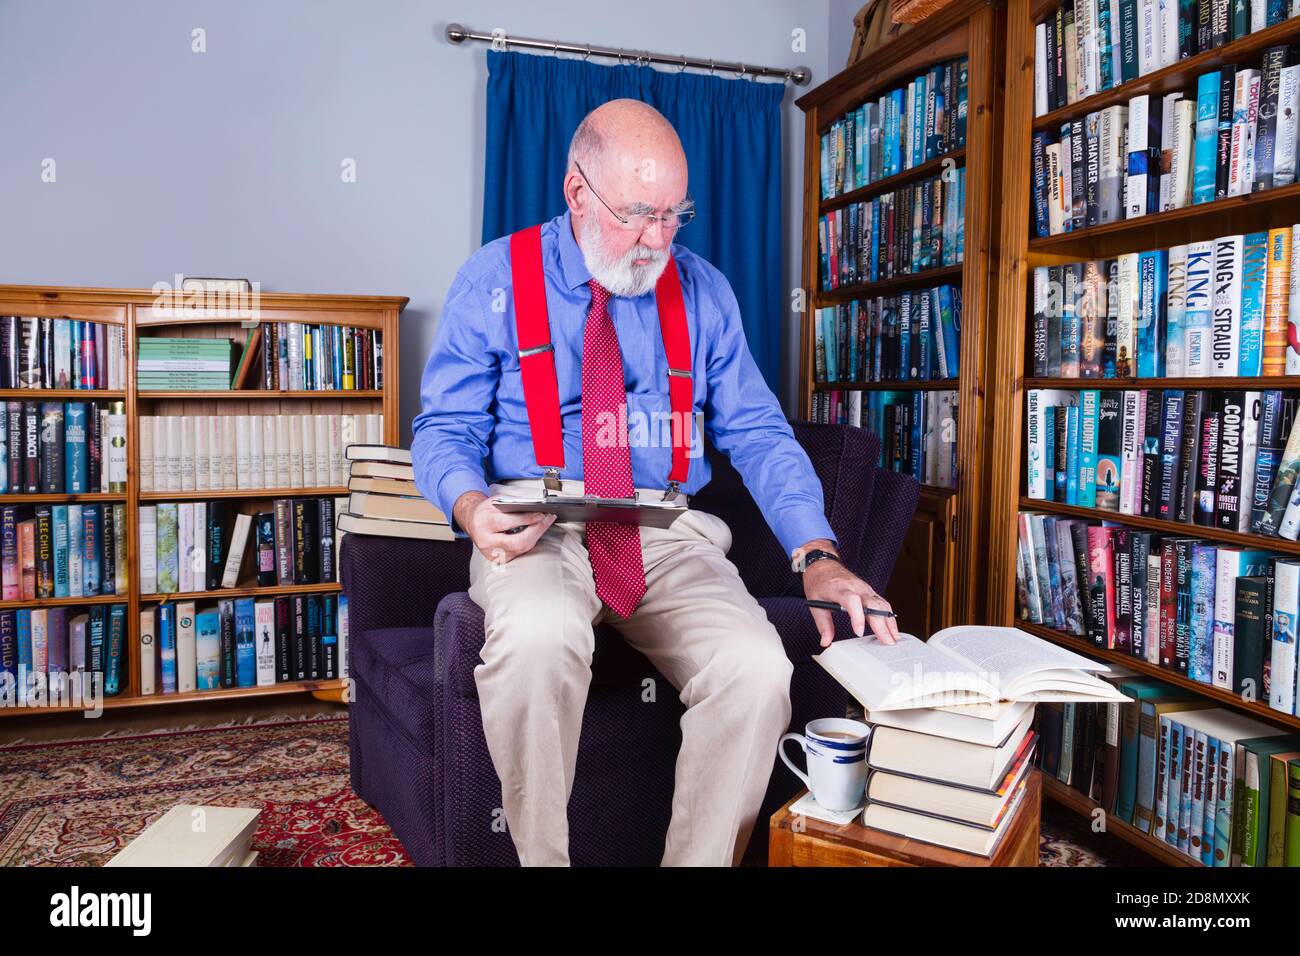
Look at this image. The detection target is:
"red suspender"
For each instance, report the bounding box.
[509,225,565,474]
[509,224,694,490]
[654,258,693,489]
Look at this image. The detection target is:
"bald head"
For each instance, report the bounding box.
[564,100,690,296]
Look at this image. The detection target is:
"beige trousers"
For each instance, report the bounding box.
[467,478,794,867]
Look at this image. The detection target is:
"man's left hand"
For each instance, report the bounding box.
[801,550,899,647]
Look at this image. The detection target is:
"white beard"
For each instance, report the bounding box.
[577,214,671,298]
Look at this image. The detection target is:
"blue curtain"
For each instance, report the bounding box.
[482,50,786,390]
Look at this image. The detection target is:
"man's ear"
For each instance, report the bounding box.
[563,171,584,215]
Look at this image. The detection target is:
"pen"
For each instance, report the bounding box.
[804,599,896,618]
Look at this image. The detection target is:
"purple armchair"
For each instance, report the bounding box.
[342,422,918,866]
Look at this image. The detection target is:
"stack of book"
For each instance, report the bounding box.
[337,445,453,541]
[820,56,969,200]
[1033,0,1297,119]
[1033,48,1300,238]
[1036,665,1300,865]
[814,283,962,384]
[814,625,1128,856]
[136,336,237,391]
[2,603,130,704]
[818,169,966,290]
[1017,507,1300,716]
[0,316,125,389]
[1030,224,1300,379]
[107,805,261,867]
[809,388,960,490]
[138,495,342,596]
[2,400,127,494]
[140,591,343,694]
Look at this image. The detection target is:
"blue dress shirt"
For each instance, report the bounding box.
[410,209,836,556]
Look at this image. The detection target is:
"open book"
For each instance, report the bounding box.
[814,625,1131,713]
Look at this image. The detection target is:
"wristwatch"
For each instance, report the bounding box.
[791,548,842,574]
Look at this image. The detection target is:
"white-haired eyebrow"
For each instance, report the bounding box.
[627,196,695,216]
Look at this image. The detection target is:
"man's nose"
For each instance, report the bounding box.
[637,218,673,248]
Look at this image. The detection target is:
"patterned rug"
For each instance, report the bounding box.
[0,714,1139,866]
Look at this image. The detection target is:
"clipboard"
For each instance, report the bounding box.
[492,492,688,528]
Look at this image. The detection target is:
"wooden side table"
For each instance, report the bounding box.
[769,769,1041,867]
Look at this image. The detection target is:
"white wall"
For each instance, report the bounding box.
[0,0,838,437]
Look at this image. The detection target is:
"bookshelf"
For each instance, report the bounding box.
[0,284,407,716]
[796,0,1006,636]
[987,0,1300,864]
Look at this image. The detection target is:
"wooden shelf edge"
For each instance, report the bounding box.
[1037,771,1202,866]
[1020,619,1300,730]
[820,148,967,213]
[0,493,128,504]
[0,390,125,400]
[1031,17,1300,134]
[138,486,348,501]
[0,677,349,717]
[1017,495,1300,557]
[1024,376,1300,389]
[1028,182,1300,254]
[135,390,383,400]
[0,593,126,610]
[816,263,965,303]
[140,582,341,603]
[813,379,961,392]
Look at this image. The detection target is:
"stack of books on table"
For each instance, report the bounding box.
[815,625,1132,856]
[337,445,453,541]
[137,337,237,391]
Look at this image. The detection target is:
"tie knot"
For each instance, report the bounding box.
[588,279,610,305]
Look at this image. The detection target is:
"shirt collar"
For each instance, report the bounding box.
[555,208,594,292]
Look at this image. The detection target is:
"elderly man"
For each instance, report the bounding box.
[411,98,897,867]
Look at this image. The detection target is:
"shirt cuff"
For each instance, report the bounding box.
[436,467,491,535]
[773,511,838,561]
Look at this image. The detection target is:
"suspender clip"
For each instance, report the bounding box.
[543,467,563,493]
[662,480,682,502]
[519,343,554,359]
[667,367,691,379]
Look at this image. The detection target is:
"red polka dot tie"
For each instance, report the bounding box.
[582,279,646,618]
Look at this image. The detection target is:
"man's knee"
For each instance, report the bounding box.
[709,627,793,706]
[478,612,594,686]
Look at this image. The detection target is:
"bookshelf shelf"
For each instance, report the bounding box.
[798,0,1001,638]
[0,389,126,400]
[1021,620,1300,732]
[0,284,406,716]
[1037,772,1201,867]
[1018,496,1300,556]
[1031,15,1300,134]
[812,379,961,392]
[140,582,342,603]
[814,263,965,305]
[0,492,127,504]
[135,390,385,400]
[1023,376,1300,389]
[138,486,350,502]
[819,148,967,212]
[0,677,350,718]
[1027,182,1300,260]
[0,593,126,610]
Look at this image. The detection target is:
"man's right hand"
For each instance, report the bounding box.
[454,491,556,565]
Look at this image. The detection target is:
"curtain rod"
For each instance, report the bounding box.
[444,22,811,86]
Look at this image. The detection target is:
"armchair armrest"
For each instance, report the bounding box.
[340,532,473,640]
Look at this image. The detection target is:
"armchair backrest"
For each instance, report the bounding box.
[690,422,911,598]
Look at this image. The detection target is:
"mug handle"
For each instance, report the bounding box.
[777,733,810,788]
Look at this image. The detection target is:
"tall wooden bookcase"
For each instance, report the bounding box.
[986,0,1300,863]
[796,0,1007,636]
[0,284,406,718]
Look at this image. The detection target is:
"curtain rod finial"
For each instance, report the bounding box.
[445,23,467,43]
[790,66,811,86]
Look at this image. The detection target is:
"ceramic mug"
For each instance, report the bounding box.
[778,717,873,812]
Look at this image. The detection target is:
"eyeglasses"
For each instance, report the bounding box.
[575,161,695,233]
